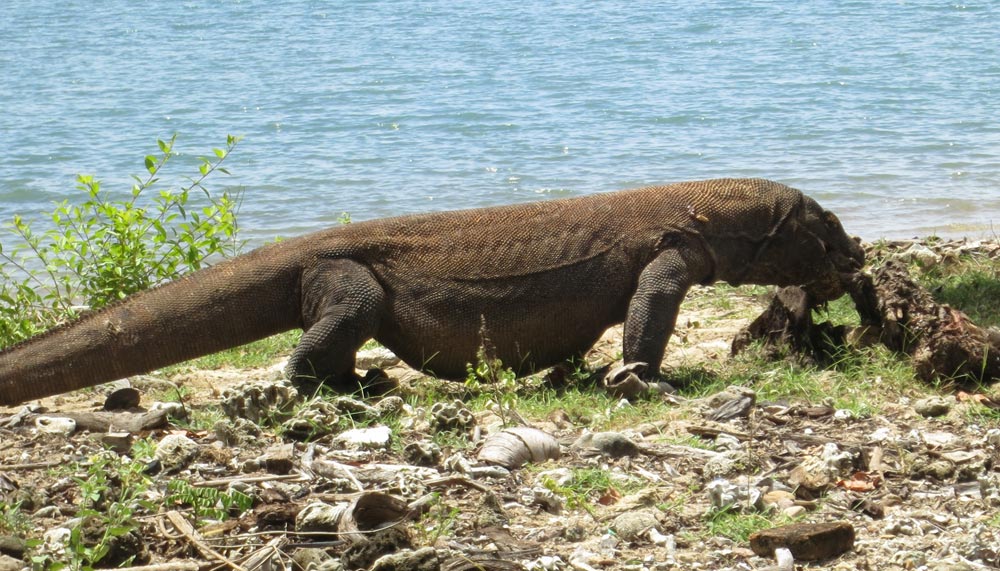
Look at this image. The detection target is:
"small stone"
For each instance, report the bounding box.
[35,416,76,436]
[373,396,405,417]
[355,346,401,370]
[296,501,346,535]
[333,425,393,450]
[0,535,27,557]
[611,510,661,542]
[572,431,640,458]
[257,443,295,475]
[103,387,140,411]
[402,441,441,467]
[98,432,133,455]
[914,396,951,418]
[749,521,855,561]
[762,490,796,511]
[370,546,439,571]
[0,554,24,571]
[292,547,339,571]
[782,505,807,518]
[705,386,756,421]
[428,401,475,433]
[154,433,200,472]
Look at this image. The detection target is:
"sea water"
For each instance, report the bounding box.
[2,0,999,244]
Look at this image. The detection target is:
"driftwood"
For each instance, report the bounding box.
[735,261,1000,386]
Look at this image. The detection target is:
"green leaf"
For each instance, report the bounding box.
[144,155,157,174]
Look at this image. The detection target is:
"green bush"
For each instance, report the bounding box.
[0,135,244,347]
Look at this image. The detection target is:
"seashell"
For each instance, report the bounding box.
[477,426,559,469]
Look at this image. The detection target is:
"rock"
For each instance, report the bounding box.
[370,546,439,571]
[213,417,263,446]
[762,490,796,511]
[281,400,340,440]
[257,443,296,474]
[749,521,855,561]
[97,432,133,455]
[705,386,756,421]
[782,505,807,518]
[402,441,441,467]
[572,431,640,458]
[703,450,748,479]
[154,434,200,472]
[373,396,406,417]
[333,425,393,450]
[0,554,24,571]
[35,416,76,436]
[331,396,378,420]
[0,535,27,558]
[292,547,339,571]
[103,387,140,411]
[910,458,955,480]
[296,501,347,535]
[149,400,188,421]
[611,510,660,542]
[355,345,401,370]
[428,400,475,433]
[221,379,298,423]
[914,396,952,417]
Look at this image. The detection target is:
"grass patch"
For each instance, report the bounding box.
[163,330,301,373]
[922,266,1000,328]
[704,509,789,543]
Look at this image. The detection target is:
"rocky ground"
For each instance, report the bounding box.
[1,239,1000,571]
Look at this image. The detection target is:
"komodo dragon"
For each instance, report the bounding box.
[0,178,864,406]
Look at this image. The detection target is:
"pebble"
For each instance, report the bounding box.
[914,396,952,418]
[611,510,661,542]
[154,433,200,472]
[333,425,393,450]
[704,386,756,421]
[35,416,76,436]
[572,431,640,458]
[370,546,439,571]
[295,501,347,535]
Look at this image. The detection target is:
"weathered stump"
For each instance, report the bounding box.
[735,260,1000,387]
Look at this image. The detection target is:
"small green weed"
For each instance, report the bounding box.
[0,134,244,348]
[31,452,154,570]
[465,345,522,426]
[0,501,31,535]
[165,480,253,523]
[416,493,461,543]
[704,508,780,543]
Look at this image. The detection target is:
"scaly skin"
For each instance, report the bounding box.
[0,178,864,405]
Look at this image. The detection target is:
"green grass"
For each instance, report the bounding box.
[922,266,1000,328]
[162,330,301,373]
[704,509,794,543]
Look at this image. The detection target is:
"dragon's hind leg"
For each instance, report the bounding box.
[286,258,386,394]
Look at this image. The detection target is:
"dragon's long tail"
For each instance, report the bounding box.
[0,242,304,406]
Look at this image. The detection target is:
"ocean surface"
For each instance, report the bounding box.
[2,1,999,245]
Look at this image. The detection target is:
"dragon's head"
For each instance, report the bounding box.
[729,192,865,302]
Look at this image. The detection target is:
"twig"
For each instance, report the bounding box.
[110,562,202,571]
[165,511,247,571]
[192,472,306,488]
[0,460,62,470]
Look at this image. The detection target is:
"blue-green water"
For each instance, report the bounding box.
[2,1,999,242]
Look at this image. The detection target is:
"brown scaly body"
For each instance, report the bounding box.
[0,178,864,405]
